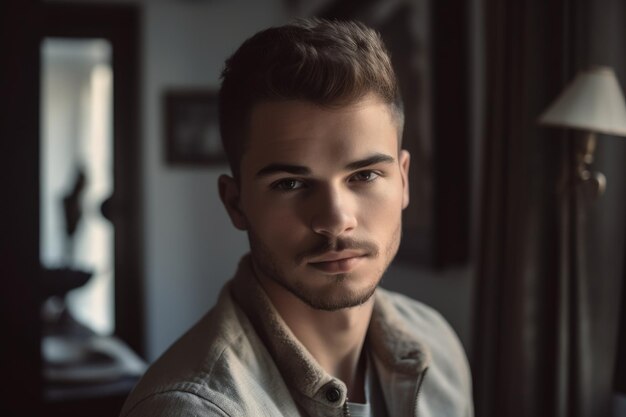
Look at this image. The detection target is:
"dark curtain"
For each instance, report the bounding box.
[473,0,626,416]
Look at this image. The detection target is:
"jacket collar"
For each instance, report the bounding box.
[229,255,430,414]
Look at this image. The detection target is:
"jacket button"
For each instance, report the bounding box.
[325,387,341,402]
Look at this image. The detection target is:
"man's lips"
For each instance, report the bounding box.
[307,251,368,273]
[308,250,368,263]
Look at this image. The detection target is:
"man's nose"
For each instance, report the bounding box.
[309,184,357,238]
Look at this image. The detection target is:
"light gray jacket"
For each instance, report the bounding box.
[120,256,473,417]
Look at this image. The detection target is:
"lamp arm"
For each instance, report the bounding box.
[575,131,606,199]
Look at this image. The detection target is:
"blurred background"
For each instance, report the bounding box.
[1,0,625,416]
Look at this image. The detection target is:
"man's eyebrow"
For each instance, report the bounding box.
[345,153,395,170]
[256,163,312,178]
[255,153,395,178]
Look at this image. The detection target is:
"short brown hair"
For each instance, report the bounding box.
[218,18,403,178]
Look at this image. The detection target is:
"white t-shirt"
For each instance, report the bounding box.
[346,354,388,417]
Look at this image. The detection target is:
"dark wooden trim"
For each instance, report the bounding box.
[0,0,43,415]
[430,2,470,267]
[615,227,626,394]
[41,3,145,356]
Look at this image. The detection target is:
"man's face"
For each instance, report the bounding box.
[220,95,410,311]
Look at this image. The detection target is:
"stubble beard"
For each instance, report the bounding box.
[247,223,402,312]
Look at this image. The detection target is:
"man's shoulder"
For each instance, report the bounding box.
[120,385,232,417]
[119,285,275,417]
[374,287,471,381]
[374,287,474,416]
[375,287,455,336]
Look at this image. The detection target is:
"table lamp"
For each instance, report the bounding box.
[539,66,626,198]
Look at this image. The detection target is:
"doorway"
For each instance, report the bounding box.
[39,3,144,416]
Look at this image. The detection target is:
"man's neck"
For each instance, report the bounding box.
[256,272,374,403]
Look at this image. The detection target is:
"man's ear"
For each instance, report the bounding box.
[399,150,411,209]
[218,174,248,231]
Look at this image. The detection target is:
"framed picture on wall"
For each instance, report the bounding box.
[164,89,226,166]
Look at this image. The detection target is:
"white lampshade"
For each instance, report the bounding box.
[539,66,626,137]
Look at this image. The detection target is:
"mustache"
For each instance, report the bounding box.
[295,237,379,264]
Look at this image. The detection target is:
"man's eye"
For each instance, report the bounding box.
[272,179,305,191]
[350,171,380,182]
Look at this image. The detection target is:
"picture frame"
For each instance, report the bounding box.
[164,89,226,166]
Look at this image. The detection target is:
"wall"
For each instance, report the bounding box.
[141,0,288,360]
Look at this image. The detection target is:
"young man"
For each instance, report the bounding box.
[121,19,473,417]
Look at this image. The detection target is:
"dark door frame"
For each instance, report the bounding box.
[5,3,142,415]
[0,0,43,414]
[41,2,144,357]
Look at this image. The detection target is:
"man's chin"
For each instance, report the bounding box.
[286,280,378,312]
[249,249,380,311]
